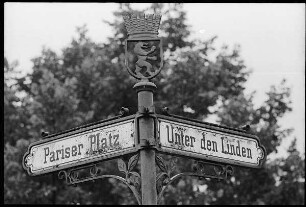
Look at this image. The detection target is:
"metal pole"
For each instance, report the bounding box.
[134,81,157,205]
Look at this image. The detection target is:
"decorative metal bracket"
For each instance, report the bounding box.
[58,153,141,205]
[155,155,234,204]
[138,106,155,116]
[119,107,130,117]
[161,106,170,116]
[134,109,158,148]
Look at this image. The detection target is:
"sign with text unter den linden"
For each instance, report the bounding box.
[158,116,265,168]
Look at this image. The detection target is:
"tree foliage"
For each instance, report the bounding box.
[4,3,304,205]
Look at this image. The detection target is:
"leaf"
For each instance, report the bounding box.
[156,172,168,182]
[129,172,141,189]
[128,153,139,172]
[117,159,127,175]
[155,155,167,173]
[129,171,140,179]
[170,158,177,172]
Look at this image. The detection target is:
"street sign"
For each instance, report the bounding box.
[157,115,266,168]
[23,115,137,176]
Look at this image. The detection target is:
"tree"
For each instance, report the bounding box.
[4,58,32,145]
[4,3,304,204]
[262,138,305,205]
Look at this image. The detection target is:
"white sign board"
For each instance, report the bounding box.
[158,117,265,168]
[23,117,136,176]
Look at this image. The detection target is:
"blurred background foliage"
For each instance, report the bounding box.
[4,3,304,204]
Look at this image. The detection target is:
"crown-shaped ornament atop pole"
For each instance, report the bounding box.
[123,13,162,39]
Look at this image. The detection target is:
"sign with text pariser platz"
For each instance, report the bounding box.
[156,115,266,168]
[23,115,137,176]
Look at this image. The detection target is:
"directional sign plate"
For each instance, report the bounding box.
[157,115,266,168]
[23,115,137,176]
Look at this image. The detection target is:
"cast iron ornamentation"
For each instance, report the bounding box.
[123,13,161,36]
[58,153,141,205]
[155,154,234,204]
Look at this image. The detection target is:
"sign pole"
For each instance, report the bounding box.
[134,81,157,205]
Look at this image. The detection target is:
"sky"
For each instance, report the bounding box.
[4,3,305,159]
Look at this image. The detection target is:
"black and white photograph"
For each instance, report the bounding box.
[4,3,305,205]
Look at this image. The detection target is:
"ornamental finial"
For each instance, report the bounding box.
[123,13,162,39]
